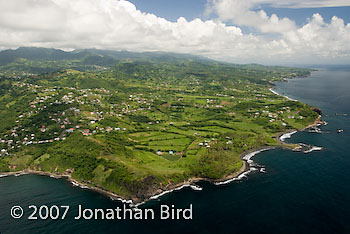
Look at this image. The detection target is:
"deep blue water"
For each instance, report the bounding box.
[1,67,350,234]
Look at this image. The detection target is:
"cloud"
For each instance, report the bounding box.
[206,0,350,63]
[0,0,240,51]
[283,14,350,58]
[206,0,297,33]
[0,0,349,65]
[258,0,350,8]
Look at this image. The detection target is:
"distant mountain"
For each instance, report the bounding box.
[76,48,210,63]
[0,47,210,67]
[0,47,87,65]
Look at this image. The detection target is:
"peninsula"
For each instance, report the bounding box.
[0,47,320,203]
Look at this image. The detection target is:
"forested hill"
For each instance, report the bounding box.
[0,47,211,73]
[0,47,310,80]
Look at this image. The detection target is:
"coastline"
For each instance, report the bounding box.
[0,83,325,206]
[0,113,323,206]
[214,147,274,185]
[269,88,298,102]
[0,115,324,207]
[0,145,284,206]
[0,145,270,206]
[0,169,135,205]
[301,115,324,131]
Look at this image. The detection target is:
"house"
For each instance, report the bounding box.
[106,127,113,132]
[1,149,7,156]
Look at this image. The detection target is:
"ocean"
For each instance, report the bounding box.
[1,67,349,234]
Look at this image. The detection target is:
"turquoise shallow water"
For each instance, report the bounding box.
[0,67,349,234]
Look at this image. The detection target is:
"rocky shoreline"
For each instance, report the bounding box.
[0,115,325,206]
[0,145,294,206]
[0,151,259,206]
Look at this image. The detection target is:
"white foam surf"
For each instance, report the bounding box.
[148,184,203,201]
[304,146,323,153]
[14,172,28,177]
[280,131,298,142]
[215,148,273,186]
[269,88,298,101]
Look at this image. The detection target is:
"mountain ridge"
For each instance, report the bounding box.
[0,47,212,66]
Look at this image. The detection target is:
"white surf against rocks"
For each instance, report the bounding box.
[148,184,203,202]
[304,146,323,153]
[280,131,298,142]
[215,148,273,186]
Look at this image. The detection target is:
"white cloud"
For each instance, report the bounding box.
[258,0,350,8]
[0,0,349,65]
[206,0,350,63]
[283,14,350,59]
[206,0,297,33]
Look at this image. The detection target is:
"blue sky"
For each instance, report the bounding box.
[1,0,350,65]
[128,0,208,22]
[129,0,350,25]
[263,6,350,26]
[128,0,350,55]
